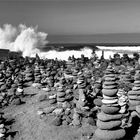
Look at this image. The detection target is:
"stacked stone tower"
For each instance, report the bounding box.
[128,70,140,106]
[24,66,34,84]
[95,65,126,140]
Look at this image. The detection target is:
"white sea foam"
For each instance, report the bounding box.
[39,47,93,60]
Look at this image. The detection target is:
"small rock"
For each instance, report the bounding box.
[82,132,94,139]
[49,99,57,104]
[53,108,64,115]
[37,110,44,115]
[43,106,56,114]
[11,98,22,105]
[65,116,72,124]
[51,117,62,126]
[65,108,71,115]
[87,117,96,126]
[48,94,56,99]
[38,94,47,102]
[62,120,69,126]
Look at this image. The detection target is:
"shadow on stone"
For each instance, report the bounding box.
[6,131,19,139]
[124,117,140,140]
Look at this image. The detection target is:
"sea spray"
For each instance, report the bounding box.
[0,24,48,57]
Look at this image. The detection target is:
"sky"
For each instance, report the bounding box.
[1,0,140,43]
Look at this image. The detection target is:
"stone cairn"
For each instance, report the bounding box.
[5,67,13,79]
[0,73,5,93]
[119,70,133,91]
[40,65,46,75]
[44,86,73,126]
[24,66,34,85]
[127,70,140,133]
[40,65,47,88]
[0,72,6,107]
[117,88,128,114]
[71,74,91,126]
[32,66,42,88]
[117,88,129,128]
[46,76,54,91]
[128,70,140,107]
[95,65,126,140]
[0,112,6,139]
[38,72,96,128]
[56,86,66,105]
[34,66,41,83]
[16,74,24,96]
[122,71,133,84]
[48,92,57,105]
[41,68,52,92]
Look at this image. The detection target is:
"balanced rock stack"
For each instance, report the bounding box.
[0,73,5,93]
[5,67,13,78]
[64,69,72,79]
[34,66,41,83]
[122,71,133,84]
[32,66,42,88]
[47,76,55,90]
[77,75,86,90]
[117,88,129,128]
[54,78,64,90]
[76,88,89,113]
[65,89,73,102]
[16,75,24,96]
[42,70,52,90]
[5,77,12,90]
[95,65,126,140]
[48,92,57,105]
[72,67,79,86]
[73,67,79,75]
[40,65,46,75]
[128,70,140,106]
[42,85,51,92]
[71,108,81,126]
[9,59,16,70]
[57,87,66,105]
[24,66,34,84]
[66,60,73,69]
[45,88,73,126]
[0,112,6,139]
[46,68,51,78]
[117,88,128,114]
[71,75,90,126]
[85,72,92,84]
[73,74,86,100]
[73,88,92,126]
